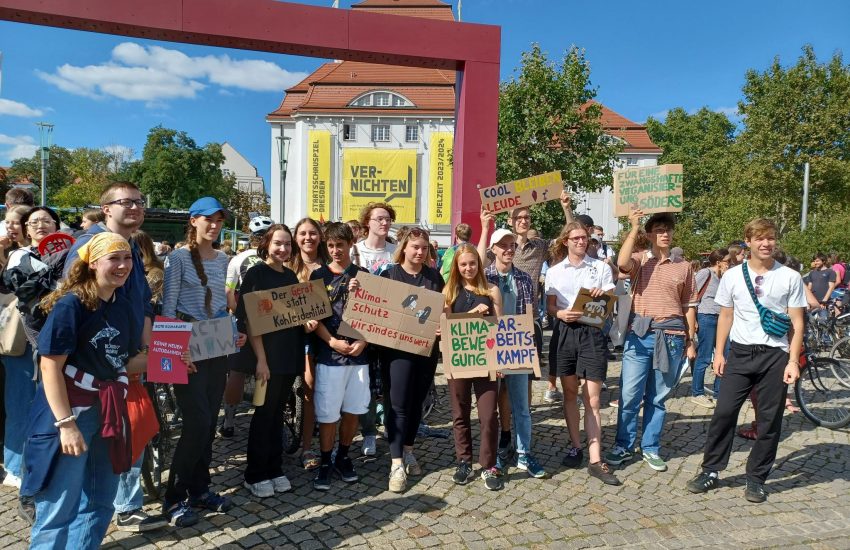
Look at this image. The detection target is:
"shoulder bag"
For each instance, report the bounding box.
[742,262,792,338]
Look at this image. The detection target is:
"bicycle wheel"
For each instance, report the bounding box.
[421,381,437,420]
[795,357,850,429]
[282,376,304,455]
[141,438,164,499]
[829,336,850,389]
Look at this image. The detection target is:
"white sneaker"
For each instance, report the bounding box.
[271,475,292,493]
[244,479,274,498]
[403,451,422,476]
[690,395,715,409]
[388,463,407,493]
[362,435,377,456]
[2,472,21,489]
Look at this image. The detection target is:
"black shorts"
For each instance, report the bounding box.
[548,321,608,381]
[228,344,257,375]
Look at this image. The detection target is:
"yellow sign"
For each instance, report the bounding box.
[307,131,331,222]
[428,132,453,224]
[342,149,417,223]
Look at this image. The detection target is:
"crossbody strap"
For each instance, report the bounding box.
[741,262,765,313]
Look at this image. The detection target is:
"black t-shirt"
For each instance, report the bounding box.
[236,263,305,376]
[38,292,140,381]
[380,264,445,362]
[451,286,494,314]
[804,268,837,302]
[311,263,369,366]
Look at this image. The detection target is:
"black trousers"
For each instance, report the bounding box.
[701,342,789,483]
[166,355,229,503]
[245,374,297,484]
[382,352,438,459]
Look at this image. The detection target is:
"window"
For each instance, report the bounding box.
[374,92,390,107]
[626,157,639,166]
[405,125,419,142]
[348,91,413,108]
[371,124,390,142]
[343,124,356,141]
[392,95,406,107]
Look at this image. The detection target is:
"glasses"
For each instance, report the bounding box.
[754,275,765,297]
[512,215,531,222]
[370,216,393,224]
[494,242,518,250]
[104,198,146,209]
[652,228,672,235]
[567,236,588,242]
[27,218,56,227]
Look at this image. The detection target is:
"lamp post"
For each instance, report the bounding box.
[276,129,291,224]
[36,122,54,206]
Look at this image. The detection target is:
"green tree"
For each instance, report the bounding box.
[7,145,73,203]
[497,44,622,237]
[52,148,116,208]
[128,126,235,210]
[229,187,270,233]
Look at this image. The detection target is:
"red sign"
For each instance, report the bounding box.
[38,232,75,257]
[146,316,192,384]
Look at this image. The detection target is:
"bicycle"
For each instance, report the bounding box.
[829,333,850,390]
[141,382,181,499]
[794,349,850,429]
[282,376,305,456]
[805,302,850,355]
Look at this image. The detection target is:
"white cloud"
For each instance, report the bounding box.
[0,98,45,117]
[0,133,38,162]
[648,110,669,121]
[713,106,740,117]
[37,42,308,104]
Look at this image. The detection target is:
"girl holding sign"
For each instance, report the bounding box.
[162,197,247,527]
[380,228,445,493]
[443,244,504,491]
[235,224,306,498]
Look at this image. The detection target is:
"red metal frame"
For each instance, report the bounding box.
[0,0,500,229]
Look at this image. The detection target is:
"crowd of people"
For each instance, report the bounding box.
[0,181,842,548]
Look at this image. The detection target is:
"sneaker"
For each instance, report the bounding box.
[301,449,321,470]
[334,456,359,483]
[642,451,668,472]
[543,388,563,403]
[116,509,169,532]
[271,475,292,493]
[690,395,715,409]
[561,446,583,468]
[403,451,422,476]
[604,446,633,466]
[452,460,475,485]
[388,463,407,493]
[2,472,21,488]
[244,480,275,498]
[745,480,767,503]
[165,500,199,527]
[18,497,35,526]
[481,467,504,491]
[219,425,234,438]
[313,464,332,491]
[362,435,377,457]
[189,491,232,512]
[686,471,719,494]
[588,461,621,486]
[516,454,547,479]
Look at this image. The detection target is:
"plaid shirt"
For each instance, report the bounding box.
[485,263,535,315]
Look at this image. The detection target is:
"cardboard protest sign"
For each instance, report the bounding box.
[479,171,564,214]
[441,312,541,379]
[189,316,238,362]
[613,164,684,217]
[570,288,616,328]
[147,316,192,384]
[242,281,331,336]
[338,272,444,357]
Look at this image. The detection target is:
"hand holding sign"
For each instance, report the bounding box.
[570,288,615,328]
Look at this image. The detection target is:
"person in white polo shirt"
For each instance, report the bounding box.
[687,218,805,503]
[545,221,619,485]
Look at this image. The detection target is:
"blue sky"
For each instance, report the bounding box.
[1,0,849,193]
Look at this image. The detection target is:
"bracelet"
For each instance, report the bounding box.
[54,414,77,428]
[788,360,800,366]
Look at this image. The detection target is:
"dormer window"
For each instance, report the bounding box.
[349,91,414,108]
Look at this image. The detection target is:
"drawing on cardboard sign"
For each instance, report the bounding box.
[189,316,238,362]
[243,281,331,336]
[570,288,616,327]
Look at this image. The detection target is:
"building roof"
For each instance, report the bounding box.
[587,100,661,153]
[351,0,455,21]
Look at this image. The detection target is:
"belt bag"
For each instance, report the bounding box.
[742,262,792,338]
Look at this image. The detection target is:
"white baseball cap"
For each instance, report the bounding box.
[490,228,516,247]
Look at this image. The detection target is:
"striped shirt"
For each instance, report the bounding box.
[162,248,230,320]
[628,251,698,322]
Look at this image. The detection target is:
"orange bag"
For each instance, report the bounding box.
[126,380,160,463]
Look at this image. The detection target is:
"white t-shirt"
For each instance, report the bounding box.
[354,241,396,274]
[225,248,260,291]
[545,255,615,310]
[714,261,806,351]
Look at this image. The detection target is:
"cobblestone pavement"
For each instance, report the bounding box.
[2,338,850,549]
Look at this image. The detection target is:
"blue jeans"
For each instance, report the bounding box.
[2,344,36,478]
[502,374,531,455]
[615,330,685,455]
[113,451,144,513]
[692,314,721,397]
[31,405,119,550]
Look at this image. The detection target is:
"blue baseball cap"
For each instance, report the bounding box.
[189,197,229,218]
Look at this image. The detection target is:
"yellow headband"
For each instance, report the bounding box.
[77,233,131,264]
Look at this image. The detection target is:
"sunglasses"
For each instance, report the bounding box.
[754,275,765,297]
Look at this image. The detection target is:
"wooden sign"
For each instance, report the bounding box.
[338,272,445,357]
[242,281,332,336]
[479,171,564,214]
[570,288,616,328]
[613,164,684,217]
[189,316,238,362]
[441,312,541,379]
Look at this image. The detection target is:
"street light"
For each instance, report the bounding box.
[276,129,291,224]
[36,122,54,206]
